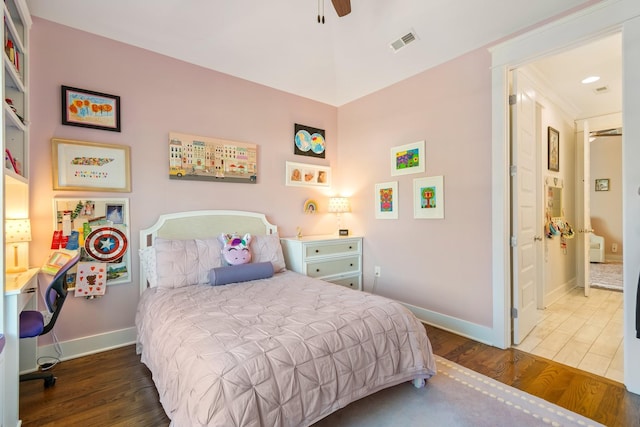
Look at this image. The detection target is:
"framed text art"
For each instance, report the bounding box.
[53,198,131,287]
[547,126,559,172]
[413,175,444,219]
[52,138,131,192]
[374,181,398,219]
[285,161,331,187]
[61,85,121,132]
[391,140,425,176]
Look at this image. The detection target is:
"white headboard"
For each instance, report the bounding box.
[139,210,278,294]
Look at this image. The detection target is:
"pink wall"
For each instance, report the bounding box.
[338,49,493,326]
[30,17,495,345]
[30,18,339,343]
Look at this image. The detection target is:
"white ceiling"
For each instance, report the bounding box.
[26,0,616,110]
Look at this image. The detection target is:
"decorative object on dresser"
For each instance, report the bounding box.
[294,123,326,158]
[390,140,425,176]
[328,196,350,234]
[61,85,121,132]
[413,175,445,219]
[5,218,31,273]
[51,138,131,192]
[280,235,362,290]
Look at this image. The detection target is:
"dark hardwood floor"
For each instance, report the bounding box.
[19,324,640,426]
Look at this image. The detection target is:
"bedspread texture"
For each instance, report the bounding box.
[136,270,436,427]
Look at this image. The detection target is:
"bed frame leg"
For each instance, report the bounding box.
[412,378,426,388]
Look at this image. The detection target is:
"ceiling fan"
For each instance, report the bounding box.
[317,0,351,23]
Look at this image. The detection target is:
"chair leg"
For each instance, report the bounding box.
[20,371,57,388]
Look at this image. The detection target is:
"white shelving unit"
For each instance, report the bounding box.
[2,1,31,426]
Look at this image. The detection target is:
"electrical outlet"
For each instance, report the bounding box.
[612,243,618,253]
[374,266,381,277]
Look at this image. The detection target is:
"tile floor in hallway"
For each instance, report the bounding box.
[515,287,623,382]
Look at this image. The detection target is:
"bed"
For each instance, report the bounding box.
[136,210,436,427]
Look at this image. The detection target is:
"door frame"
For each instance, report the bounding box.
[490,0,640,393]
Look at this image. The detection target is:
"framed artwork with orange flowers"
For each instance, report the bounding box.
[61,85,121,132]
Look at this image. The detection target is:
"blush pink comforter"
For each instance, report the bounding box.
[136,271,436,426]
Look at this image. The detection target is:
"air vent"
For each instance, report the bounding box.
[390,30,418,53]
[593,85,609,94]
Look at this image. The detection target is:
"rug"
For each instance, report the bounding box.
[314,355,603,427]
[591,261,623,291]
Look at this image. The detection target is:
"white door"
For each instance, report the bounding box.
[511,70,540,344]
[576,122,591,296]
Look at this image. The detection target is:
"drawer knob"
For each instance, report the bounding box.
[316,269,320,272]
[349,263,353,267]
[349,246,352,249]
[315,249,319,253]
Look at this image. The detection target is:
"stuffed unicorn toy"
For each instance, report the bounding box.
[219,233,252,266]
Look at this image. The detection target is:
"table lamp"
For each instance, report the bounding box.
[5,218,31,273]
[328,197,350,235]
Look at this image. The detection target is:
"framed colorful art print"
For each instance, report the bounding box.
[61,85,121,132]
[413,175,444,219]
[374,181,398,219]
[391,140,425,176]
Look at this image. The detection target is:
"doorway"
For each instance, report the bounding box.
[508,34,623,381]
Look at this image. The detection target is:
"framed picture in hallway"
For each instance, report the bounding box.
[595,178,609,191]
[547,126,559,172]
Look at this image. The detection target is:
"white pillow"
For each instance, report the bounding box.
[251,234,286,272]
[154,237,222,288]
[139,246,158,288]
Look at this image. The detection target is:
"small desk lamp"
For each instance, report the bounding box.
[5,218,31,273]
[328,197,350,235]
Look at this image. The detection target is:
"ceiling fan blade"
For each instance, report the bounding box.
[331,0,351,17]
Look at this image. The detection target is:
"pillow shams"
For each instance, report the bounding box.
[154,237,222,288]
[209,262,274,286]
[251,234,286,272]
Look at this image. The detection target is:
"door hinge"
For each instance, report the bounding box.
[509,94,517,105]
[510,165,517,176]
[510,236,517,247]
[511,307,518,318]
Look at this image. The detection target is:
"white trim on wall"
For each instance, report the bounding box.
[490,0,640,393]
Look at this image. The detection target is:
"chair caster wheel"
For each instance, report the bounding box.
[44,376,56,388]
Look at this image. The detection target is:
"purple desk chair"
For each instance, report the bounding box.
[19,253,79,388]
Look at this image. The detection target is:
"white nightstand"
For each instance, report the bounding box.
[280,235,362,290]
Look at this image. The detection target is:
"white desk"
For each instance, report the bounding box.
[3,267,39,427]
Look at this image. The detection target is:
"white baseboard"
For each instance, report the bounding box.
[401,302,495,346]
[37,327,137,364]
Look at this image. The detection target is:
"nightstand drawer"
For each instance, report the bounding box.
[307,256,360,278]
[327,274,361,289]
[304,240,360,259]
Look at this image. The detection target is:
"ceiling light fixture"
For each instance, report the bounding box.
[581,76,600,84]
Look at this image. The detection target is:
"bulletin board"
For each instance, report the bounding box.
[53,198,131,287]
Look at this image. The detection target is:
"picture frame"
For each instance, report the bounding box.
[53,197,131,286]
[413,175,444,219]
[169,132,257,183]
[547,126,559,172]
[374,181,398,219]
[52,138,131,192]
[61,85,121,132]
[391,140,425,176]
[285,161,331,187]
[595,178,610,191]
[294,123,326,159]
